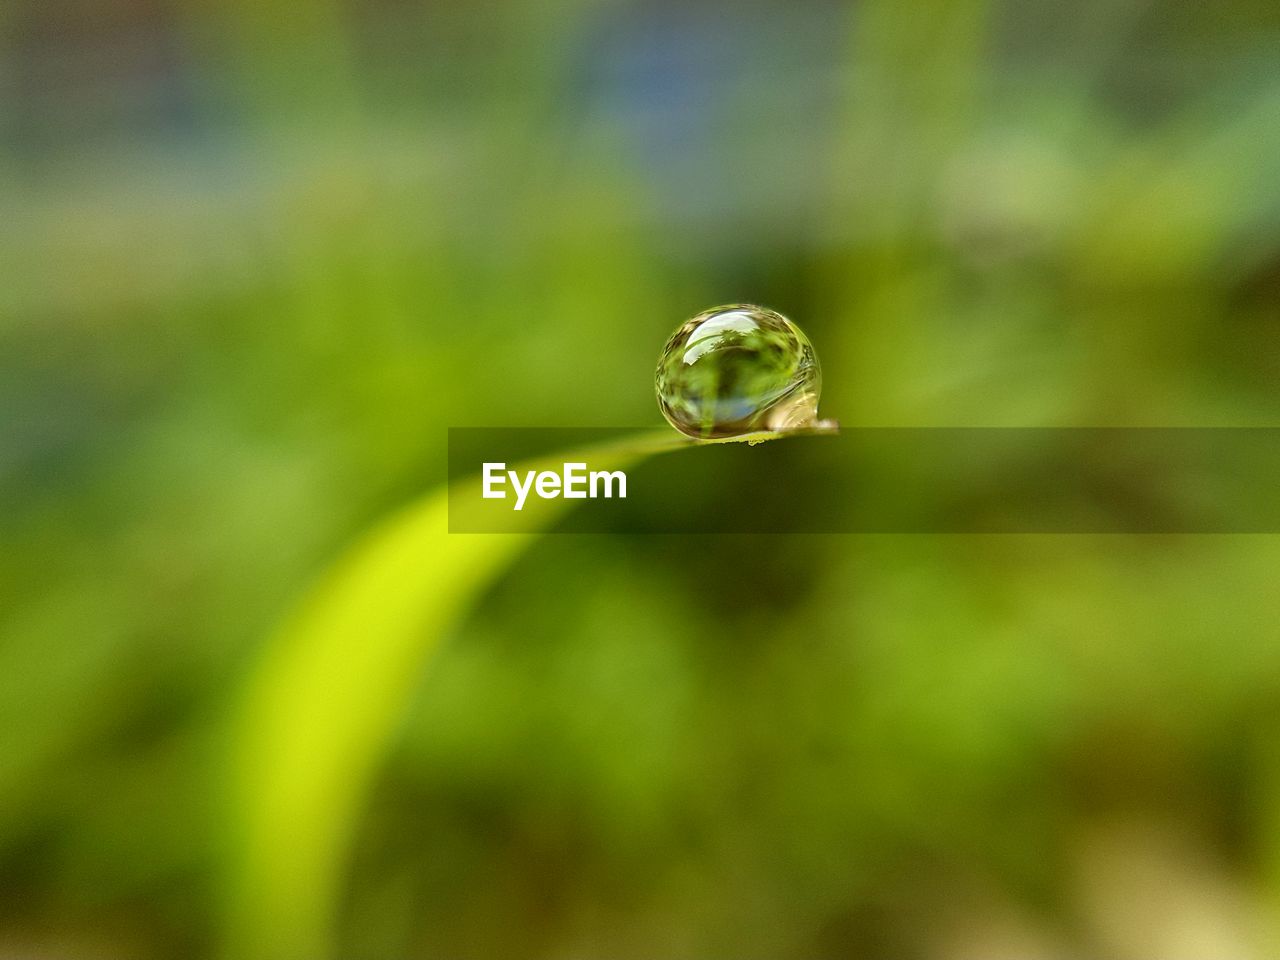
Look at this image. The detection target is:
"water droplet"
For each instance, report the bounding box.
[655,305,826,439]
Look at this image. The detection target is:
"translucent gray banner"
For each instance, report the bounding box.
[447,428,1280,534]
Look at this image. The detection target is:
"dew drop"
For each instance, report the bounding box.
[655,304,827,439]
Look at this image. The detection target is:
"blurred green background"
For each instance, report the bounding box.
[3,0,1280,956]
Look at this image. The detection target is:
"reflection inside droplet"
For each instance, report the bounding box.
[655,304,827,439]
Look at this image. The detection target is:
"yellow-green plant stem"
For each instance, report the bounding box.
[220,426,828,958]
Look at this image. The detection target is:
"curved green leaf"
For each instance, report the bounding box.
[219,426,836,957]
[220,430,677,958]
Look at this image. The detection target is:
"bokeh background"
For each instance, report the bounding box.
[4,0,1280,957]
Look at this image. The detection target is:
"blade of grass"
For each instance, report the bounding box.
[220,426,815,958]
